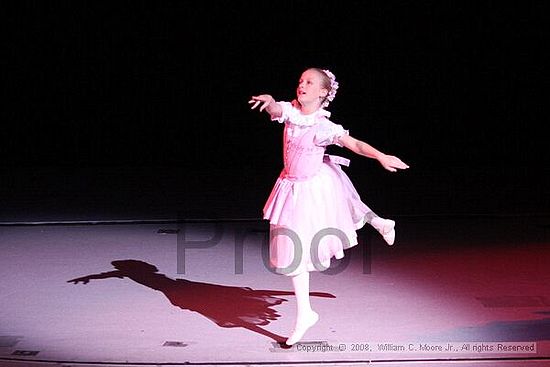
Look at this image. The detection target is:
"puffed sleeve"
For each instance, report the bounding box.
[271,101,293,124]
[315,119,349,147]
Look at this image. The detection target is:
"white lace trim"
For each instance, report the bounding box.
[272,101,331,127]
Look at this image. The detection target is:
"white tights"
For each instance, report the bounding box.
[286,271,319,345]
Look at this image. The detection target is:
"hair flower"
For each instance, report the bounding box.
[322,69,339,108]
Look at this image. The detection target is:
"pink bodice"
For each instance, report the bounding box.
[271,101,349,180]
[282,124,326,180]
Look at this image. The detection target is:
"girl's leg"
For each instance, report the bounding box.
[286,271,319,346]
[364,210,395,246]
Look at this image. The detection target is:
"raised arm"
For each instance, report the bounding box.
[249,94,282,120]
[67,270,125,284]
[339,134,409,172]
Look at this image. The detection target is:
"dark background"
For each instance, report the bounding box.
[2,0,549,221]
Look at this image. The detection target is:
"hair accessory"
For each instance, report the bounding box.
[322,69,339,108]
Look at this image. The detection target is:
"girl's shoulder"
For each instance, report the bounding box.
[315,117,348,147]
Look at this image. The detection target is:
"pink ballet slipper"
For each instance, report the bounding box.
[285,311,319,346]
[372,218,395,246]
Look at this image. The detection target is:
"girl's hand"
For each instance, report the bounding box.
[378,154,410,172]
[248,94,275,112]
[67,276,92,284]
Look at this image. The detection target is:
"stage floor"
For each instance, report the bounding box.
[0,215,549,366]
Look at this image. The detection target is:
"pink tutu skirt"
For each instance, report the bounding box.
[263,155,370,276]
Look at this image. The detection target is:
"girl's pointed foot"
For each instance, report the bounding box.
[372,218,395,246]
[383,227,395,246]
[285,311,319,346]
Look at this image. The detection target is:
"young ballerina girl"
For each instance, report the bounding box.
[249,68,409,346]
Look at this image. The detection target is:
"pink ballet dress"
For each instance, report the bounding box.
[263,101,371,276]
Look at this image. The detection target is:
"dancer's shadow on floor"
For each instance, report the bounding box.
[68,259,335,345]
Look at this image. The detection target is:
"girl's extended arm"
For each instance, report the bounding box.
[339,134,409,172]
[67,270,125,284]
[249,94,282,119]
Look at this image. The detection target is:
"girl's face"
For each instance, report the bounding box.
[296,69,328,107]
